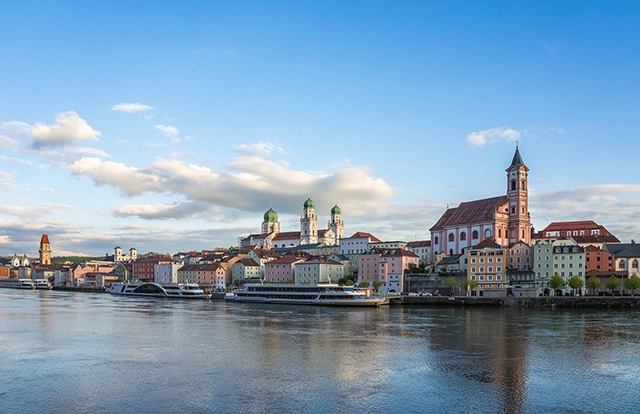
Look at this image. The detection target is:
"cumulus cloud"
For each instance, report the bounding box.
[2,111,101,148]
[466,127,522,147]
[111,103,153,113]
[154,125,179,138]
[235,142,284,157]
[69,143,396,219]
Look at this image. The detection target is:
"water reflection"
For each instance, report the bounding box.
[2,290,640,414]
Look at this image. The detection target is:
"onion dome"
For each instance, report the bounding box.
[263,207,278,222]
[303,197,315,209]
[331,204,341,215]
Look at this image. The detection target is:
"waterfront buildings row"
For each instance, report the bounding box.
[2,146,640,295]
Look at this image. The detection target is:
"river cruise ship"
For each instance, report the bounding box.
[107,282,210,299]
[226,284,389,307]
[0,278,36,289]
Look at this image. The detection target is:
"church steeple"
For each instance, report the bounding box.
[505,144,531,245]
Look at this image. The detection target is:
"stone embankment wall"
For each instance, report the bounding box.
[399,296,640,309]
[53,286,107,293]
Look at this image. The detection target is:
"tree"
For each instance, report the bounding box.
[372,282,383,291]
[605,275,621,293]
[344,279,355,287]
[568,275,584,295]
[586,276,601,295]
[549,274,567,294]
[443,277,458,295]
[460,279,478,295]
[358,282,369,288]
[624,274,640,294]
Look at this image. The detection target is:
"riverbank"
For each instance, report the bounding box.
[53,286,107,293]
[399,295,640,308]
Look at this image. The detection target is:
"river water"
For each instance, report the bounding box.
[1,289,639,414]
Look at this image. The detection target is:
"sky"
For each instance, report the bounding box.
[1,1,640,257]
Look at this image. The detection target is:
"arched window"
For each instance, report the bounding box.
[449,249,453,255]
[448,233,455,242]
[472,230,479,239]
[511,181,516,190]
[511,206,516,215]
[633,260,638,269]
[460,232,467,241]
[434,236,439,245]
[521,180,526,190]
[484,229,492,238]
[620,260,626,269]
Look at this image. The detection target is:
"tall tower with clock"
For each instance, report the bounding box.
[506,143,532,245]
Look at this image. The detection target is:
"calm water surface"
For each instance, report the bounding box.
[1,290,639,413]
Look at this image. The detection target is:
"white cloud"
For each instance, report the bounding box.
[0,235,10,244]
[466,127,522,147]
[111,103,154,113]
[235,142,284,157]
[2,111,101,148]
[154,125,179,138]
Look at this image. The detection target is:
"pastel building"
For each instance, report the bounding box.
[154,261,184,284]
[294,258,344,284]
[358,248,419,293]
[430,146,532,261]
[406,240,431,265]
[508,241,533,270]
[467,239,508,291]
[264,256,305,283]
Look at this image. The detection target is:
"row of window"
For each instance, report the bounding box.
[470,257,503,264]
[470,267,503,273]
[470,275,503,281]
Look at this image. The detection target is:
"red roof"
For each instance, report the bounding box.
[430,196,508,231]
[273,231,301,240]
[40,234,50,244]
[406,240,431,248]
[346,232,381,242]
[472,238,503,250]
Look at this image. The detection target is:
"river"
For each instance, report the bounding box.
[1,289,639,413]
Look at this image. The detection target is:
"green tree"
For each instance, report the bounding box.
[605,275,621,293]
[358,282,370,288]
[624,274,640,294]
[567,275,584,295]
[460,279,478,295]
[344,279,355,287]
[549,274,567,294]
[372,281,383,291]
[586,276,601,295]
[443,277,458,295]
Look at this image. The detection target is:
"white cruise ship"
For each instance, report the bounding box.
[107,282,210,299]
[0,278,36,289]
[227,284,389,307]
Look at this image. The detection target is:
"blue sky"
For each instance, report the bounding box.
[1,1,639,257]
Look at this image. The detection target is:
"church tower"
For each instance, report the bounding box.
[329,204,344,241]
[300,197,318,244]
[261,205,281,234]
[39,234,51,265]
[506,144,532,245]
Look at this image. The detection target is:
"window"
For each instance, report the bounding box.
[480,275,484,281]
[633,260,638,269]
[497,267,502,272]
[460,232,467,241]
[480,267,484,272]
[485,229,492,238]
[448,233,454,242]
[472,230,479,239]
[620,260,626,269]
[497,257,502,263]
[511,181,516,190]
[488,267,493,272]
[434,236,439,245]
[471,267,476,273]
[488,275,493,281]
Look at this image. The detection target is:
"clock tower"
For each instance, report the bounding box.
[506,144,532,245]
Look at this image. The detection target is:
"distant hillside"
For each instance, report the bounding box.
[52,256,106,264]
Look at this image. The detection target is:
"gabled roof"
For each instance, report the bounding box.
[437,254,462,266]
[430,196,508,231]
[346,232,381,242]
[605,243,640,257]
[406,240,431,248]
[265,256,305,265]
[238,258,260,267]
[472,238,503,250]
[571,234,620,244]
[273,231,301,240]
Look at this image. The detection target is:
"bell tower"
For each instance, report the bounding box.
[39,234,51,265]
[506,143,532,244]
[300,197,318,244]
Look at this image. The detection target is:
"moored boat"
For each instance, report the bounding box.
[227,283,389,307]
[34,279,53,290]
[107,282,211,299]
[0,278,36,289]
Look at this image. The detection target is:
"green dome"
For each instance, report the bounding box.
[263,207,278,222]
[331,204,341,215]
[303,197,315,209]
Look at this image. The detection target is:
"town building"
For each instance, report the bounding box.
[154,261,184,284]
[430,145,532,261]
[264,256,305,283]
[240,198,344,249]
[406,240,431,265]
[534,220,620,248]
[467,239,508,292]
[358,248,419,293]
[584,245,616,273]
[294,257,344,284]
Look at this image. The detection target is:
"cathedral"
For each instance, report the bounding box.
[240,198,344,249]
[429,145,532,261]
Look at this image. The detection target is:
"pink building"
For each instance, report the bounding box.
[264,256,305,283]
[358,248,419,292]
[508,241,533,270]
